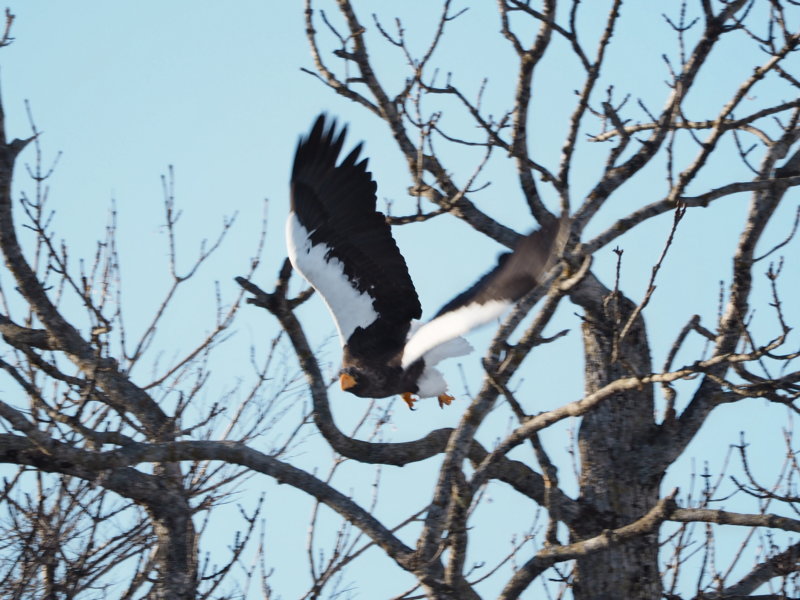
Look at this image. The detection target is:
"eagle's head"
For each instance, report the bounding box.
[338,358,425,400]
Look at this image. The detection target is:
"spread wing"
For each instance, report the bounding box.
[401,218,567,368]
[286,115,421,358]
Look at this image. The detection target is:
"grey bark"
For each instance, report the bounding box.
[571,275,662,600]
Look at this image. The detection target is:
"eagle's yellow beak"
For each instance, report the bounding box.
[340,373,357,390]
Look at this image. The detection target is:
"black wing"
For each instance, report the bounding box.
[288,115,422,358]
[401,218,566,368]
[435,219,564,316]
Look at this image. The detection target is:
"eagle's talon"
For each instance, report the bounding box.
[437,393,454,408]
[401,392,418,410]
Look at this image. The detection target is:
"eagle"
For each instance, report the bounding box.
[286,115,564,409]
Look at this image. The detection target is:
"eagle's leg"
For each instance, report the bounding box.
[437,393,454,408]
[401,392,417,410]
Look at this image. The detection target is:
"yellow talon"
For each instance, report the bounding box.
[438,393,454,408]
[401,392,417,410]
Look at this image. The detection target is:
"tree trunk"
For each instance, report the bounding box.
[148,464,198,600]
[570,277,663,600]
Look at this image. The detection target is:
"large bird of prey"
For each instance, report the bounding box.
[286,115,564,409]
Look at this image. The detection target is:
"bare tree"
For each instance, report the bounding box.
[1,1,800,599]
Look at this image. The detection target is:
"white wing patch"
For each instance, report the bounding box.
[405,321,472,398]
[401,299,510,369]
[286,212,378,346]
[421,335,473,367]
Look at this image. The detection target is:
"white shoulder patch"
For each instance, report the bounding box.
[401,299,510,368]
[286,212,379,346]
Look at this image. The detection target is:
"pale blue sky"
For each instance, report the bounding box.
[1,2,798,598]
